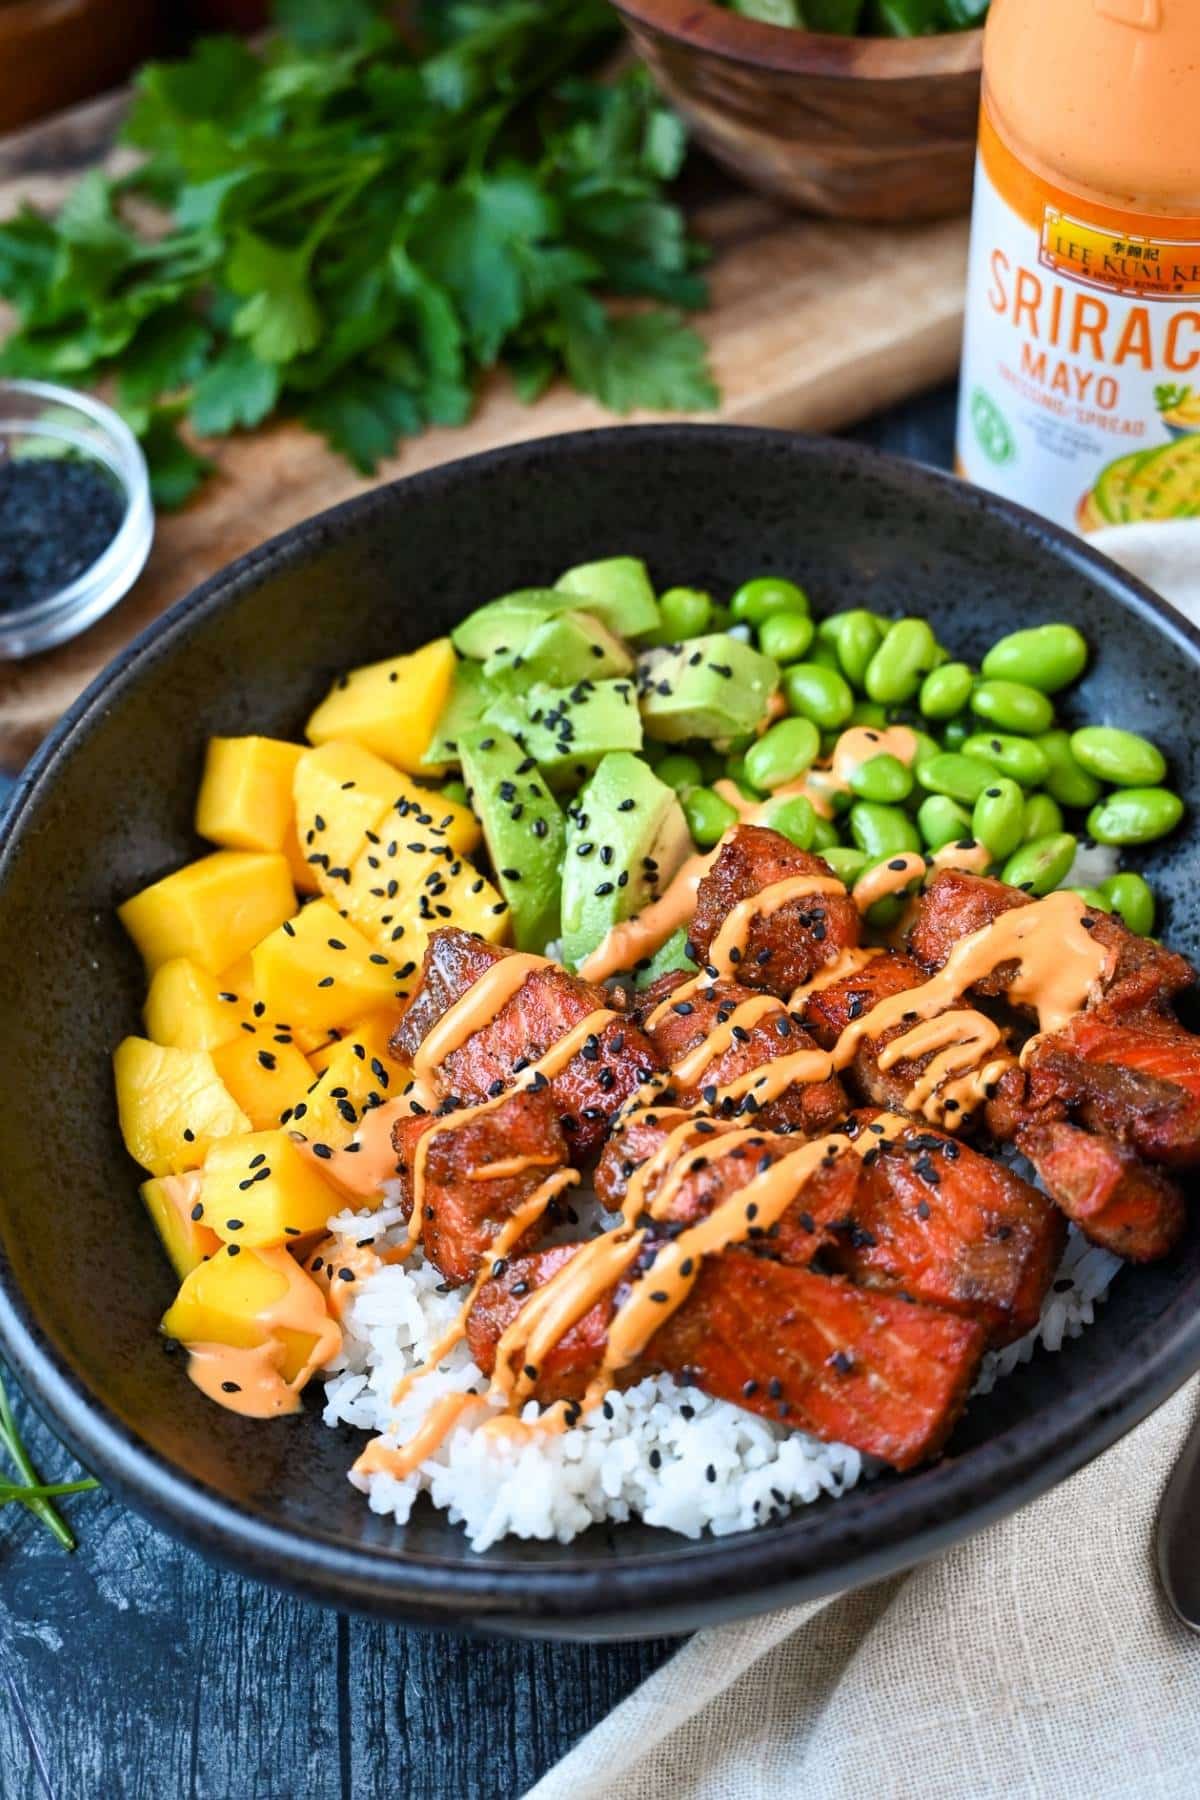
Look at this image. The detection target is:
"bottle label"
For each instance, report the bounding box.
[957,101,1200,535]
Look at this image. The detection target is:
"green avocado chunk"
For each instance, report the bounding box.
[633,925,697,990]
[554,556,662,639]
[483,609,633,691]
[451,590,562,660]
[560,752,691,971]
[637,635,780,742]
[483,679,643,788]
[421,658,496,769]
[459,726,565,952]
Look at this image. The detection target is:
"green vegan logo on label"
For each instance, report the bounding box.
[971,388,1016,467]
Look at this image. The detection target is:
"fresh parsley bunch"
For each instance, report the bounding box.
[0,0,716,507]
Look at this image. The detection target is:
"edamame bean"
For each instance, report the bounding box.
[908,728,943,771]
[919,661,974,721]
[821,610,883,690]
[1001,832,1079,895]
[731,576,810,625]
[850,700,889,729]
[744,717,821,791]
[1087,787,1184,845]
[867,896,908,929]
[981,624,1088,693]
[783,662,855,731]
[916,752,998,806]
[806,637,843,674]
[822,845,871,885]
[442,779,469,806]
[758,611,814,666]
[849,801,921,859]
[723,753,759,797]
[1068,887,1112,913]
[697,747,727,784]
[763,794,817,850]
[1098,871,1156,936]
[918,793,973,850]
[658,586,712,640]
[1020,792,1064,842]
[850,752,913,805]
[941,714,971,752]
[961,732,1051,788]
[684,786,739,848]
[864,618,939,706]
[1070,726,1167,787]
[972,776,1026,860]
[970,679,1055,736]
[1036,730,1102,808]
[810,815,840,853]
[656,752,703,794]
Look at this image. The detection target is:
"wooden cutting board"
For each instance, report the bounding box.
[0,89,969,770]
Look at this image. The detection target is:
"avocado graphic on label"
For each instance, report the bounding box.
[1080,434,1200,532]
[559,752,691,972]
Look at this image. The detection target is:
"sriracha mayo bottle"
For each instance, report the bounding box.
[956,0,1200,535]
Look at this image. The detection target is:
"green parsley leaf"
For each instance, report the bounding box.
[562,307,719,415]
[190,341,281,435]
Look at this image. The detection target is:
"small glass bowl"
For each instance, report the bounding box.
[0,378,154,660]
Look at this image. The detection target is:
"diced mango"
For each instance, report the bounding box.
[341,834,509,966]
[294,739,480,893]
[283,817,322,895]
[210,1032,315,1132]
[252,899,403,1036]
[204,1130,340,1248]
[195,737,304,854]
[144,957,251,1051]
[114,1036,250,1177]
[162,1244,326,1383]
[305,638,457,770]
[308,1010,406,1077]
[119,851,295,973]
[216,954,257,1001]
[297,1027,410,1151]
[141,1172,221,1280]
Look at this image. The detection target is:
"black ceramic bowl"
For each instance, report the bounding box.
[1,426,1198,1640]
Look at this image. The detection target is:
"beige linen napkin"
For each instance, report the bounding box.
[528,522,1200,1800]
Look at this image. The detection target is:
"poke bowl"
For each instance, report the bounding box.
[0,424,1199,1639]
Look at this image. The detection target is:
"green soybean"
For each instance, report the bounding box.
[850,752,913,804]
[849,801,921,859]
[656,752,703,794]
[658,586,712,641]
[961,731,1051,788]
[1070,726,1167,788]
[917,752,998,805]
[973,777,1026,860]
[684,786,739,848]
[1036,729,1102,808]
[941,714,971,752]
[783,662,855,730]
[918,793,973,850]
[822,845,871,886]
[731,576,810,625]
[908,728,943,772]
[744,717,821,791]
[1001,832,1079,895]
[723,753,759,797]
[864,619,939,705]
[919,661,974,721]
[970,678,1055,736]
[1087,787,1184,845]
[810,814,840,853]
[1069,886,1112,913]
[850,700,889,729]
[758,611,814,666]
[821,610,883,690]
[1098,871,1156,936]
[764,794,817,850]
[806,637,844,673]
[981,624,1088,693]
[1020,792,1064,842]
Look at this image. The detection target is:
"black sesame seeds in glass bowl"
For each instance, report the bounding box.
[0,380,153,659]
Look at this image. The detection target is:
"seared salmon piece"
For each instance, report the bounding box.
[689,826,861,997]
[829,1114,1066,1345]
[1017,1118,1186,1261]
[1023,1010,1200,1170]
[392,928,661,1159]
[391,1087,567,1284]
[466,1245,615,1404]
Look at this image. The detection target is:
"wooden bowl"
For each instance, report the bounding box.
[613,1,983,222]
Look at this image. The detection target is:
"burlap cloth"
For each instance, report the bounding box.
[527,523,1200,1800]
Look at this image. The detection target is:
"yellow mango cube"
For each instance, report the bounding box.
[211,1032,315,1132]
[308,1010,406,1077]
[195,737,304,854]
[119,851,295,973]
[144,957,251,1052]
[305,637,456,771]
[204,1130,340,1248]
[341,836,509,969]
[297,1027,410,1151]
[141,1172,221,1280]
[294,739,480,894]
[283,817,322,895]
[114,1036,250,1177]
[162,1244,327,1383]
[252,899,403,1035]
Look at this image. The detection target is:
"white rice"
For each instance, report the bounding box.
[1065,841,1120,890]
[320,1189,1124,1552]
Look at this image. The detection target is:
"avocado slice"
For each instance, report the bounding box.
[421,658,496,769]
[451,590,561,661]
[459,726,565,952]
[484,679,643,788]
[483,610,633,691]
[560,752,691,971]
[634,925,697,990]
[554,557,661,640]
[637,635,780,743]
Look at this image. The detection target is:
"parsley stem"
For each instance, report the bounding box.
[0,1369,94,1552]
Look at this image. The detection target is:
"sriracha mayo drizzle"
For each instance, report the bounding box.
[185,1246,341,1419]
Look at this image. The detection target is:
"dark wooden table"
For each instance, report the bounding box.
[0,388,957,1800]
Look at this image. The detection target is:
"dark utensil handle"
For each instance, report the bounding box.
[1157,1412,1200,1633]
